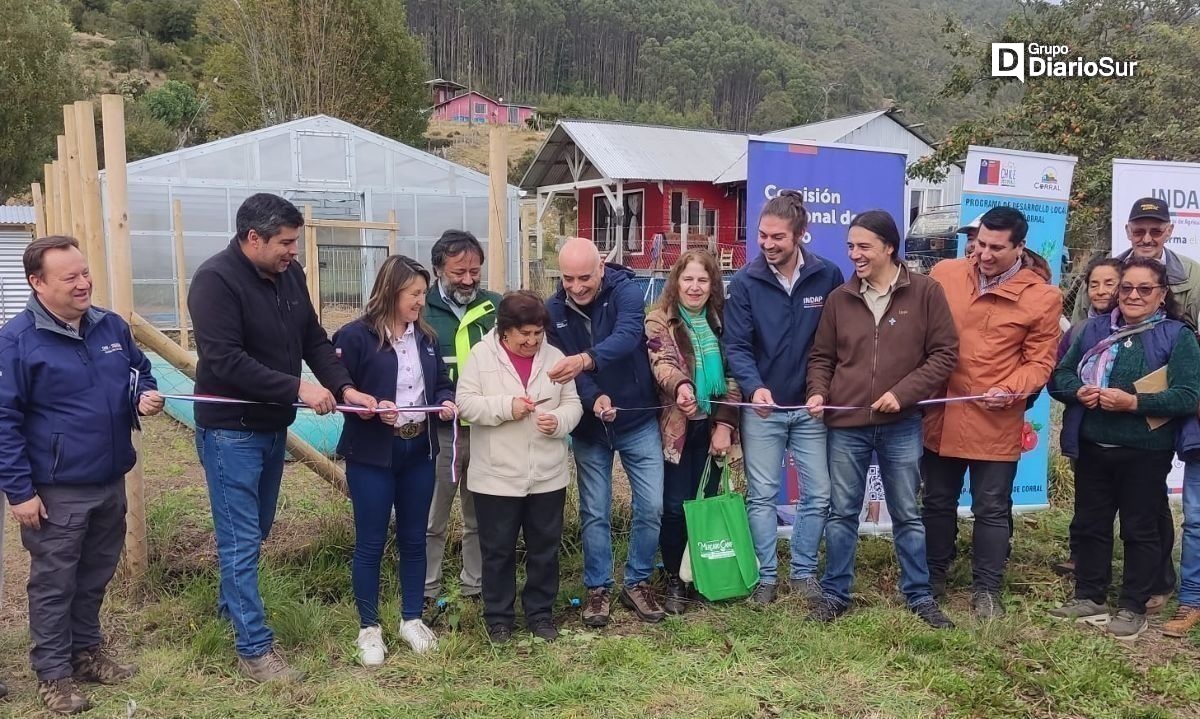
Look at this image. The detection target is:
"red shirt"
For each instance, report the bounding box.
[503,343,535,388]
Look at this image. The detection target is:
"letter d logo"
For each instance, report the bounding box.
[991,43,1025,82]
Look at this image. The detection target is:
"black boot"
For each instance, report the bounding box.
[663,574,687,615]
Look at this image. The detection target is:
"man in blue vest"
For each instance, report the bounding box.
[0,235,162,714]
[547,237,666,626]
[422,230,502,606]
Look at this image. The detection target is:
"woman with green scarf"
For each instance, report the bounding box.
[645,249,741,614]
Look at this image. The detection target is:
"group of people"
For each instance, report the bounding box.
[1,190,1198,714]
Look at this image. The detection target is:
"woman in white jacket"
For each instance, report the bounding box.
[455,290,583,644]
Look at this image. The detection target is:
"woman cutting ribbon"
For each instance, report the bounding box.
[455,290,582,644]
[332,256,456,665]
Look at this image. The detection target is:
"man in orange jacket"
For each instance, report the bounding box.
[921,206,1063,620]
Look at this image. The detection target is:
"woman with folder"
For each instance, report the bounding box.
[1050,257,1200,640]
[454,290,583,644]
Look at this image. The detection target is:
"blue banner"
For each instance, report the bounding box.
[745,139,909,278]
[742,139,909,528]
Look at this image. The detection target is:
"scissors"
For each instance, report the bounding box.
[533,397,553,406]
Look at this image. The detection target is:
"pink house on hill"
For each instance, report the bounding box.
[426,79,536,126]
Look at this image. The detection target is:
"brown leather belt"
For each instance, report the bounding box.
[393,420,426,439]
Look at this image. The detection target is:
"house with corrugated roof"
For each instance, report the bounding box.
[519,109,963,271]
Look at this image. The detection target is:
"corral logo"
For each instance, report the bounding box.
[802,295,824,309]
[1034,167,1061,192]
[978,159,1016,188]
[697,538,735,560]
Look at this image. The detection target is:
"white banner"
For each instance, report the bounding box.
[964,145,1076,202]
[1112,158,1200,257]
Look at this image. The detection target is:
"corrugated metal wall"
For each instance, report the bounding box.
[0,227,32,324]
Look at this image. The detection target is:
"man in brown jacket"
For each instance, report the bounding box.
[921,206,1063,620]
[807,210,958,628]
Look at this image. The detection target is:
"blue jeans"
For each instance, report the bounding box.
[741,409,830,584]
[821,416,931,607]
[572,420,664,589]
[347,436,436,624]
[196,427,287,659]
[1181,461,1200,607]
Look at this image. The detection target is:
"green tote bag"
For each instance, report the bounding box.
[682,457,759,601]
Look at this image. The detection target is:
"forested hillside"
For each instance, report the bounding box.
[3,0,1011,200]
[407,0,1013,133]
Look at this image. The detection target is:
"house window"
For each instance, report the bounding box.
[670,192,683,233]
[705,209,717,236]
[474,102,486,114]
[508,106,519,124]
[592,190,645,256]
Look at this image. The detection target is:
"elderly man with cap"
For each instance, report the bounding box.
[1073,197,1200,330]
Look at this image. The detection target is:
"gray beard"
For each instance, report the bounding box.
[441,279,477,306]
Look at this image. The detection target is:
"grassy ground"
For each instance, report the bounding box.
[1,416,1198,719]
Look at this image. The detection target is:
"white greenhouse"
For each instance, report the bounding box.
[101,114,521,328]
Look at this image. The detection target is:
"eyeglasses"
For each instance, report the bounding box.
[1129,227,1168,239]
[1118,283,1165,297]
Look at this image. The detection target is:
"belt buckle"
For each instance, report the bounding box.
[396,422,422,439]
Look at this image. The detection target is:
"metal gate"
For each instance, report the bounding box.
[317,244,389,331]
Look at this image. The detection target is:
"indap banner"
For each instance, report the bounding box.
[743,138,909,535]
[959,145,1077,512]
[1111,158,1200,495]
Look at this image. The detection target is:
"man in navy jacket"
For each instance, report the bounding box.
[0,235,162,714]
[188,194,377,682]
[724,191,844,606]
[546,237,665,627]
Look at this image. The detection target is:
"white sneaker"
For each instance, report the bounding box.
[400,618,438,654]
[355,626,387,667]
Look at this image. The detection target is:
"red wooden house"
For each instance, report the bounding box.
[519,120,750,271]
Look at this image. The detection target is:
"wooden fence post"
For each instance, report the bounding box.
[172,199,190,350]
[101,94,147,579]
[487,127,508,293]
[31,183,46,239]
[75,101,109,307]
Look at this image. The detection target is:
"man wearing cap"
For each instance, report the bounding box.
[958,215,982,257]
[1073,197,1200,330]
[1068,196,1193,614]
